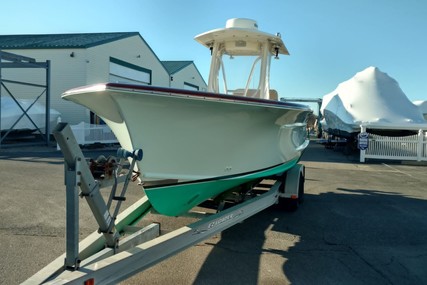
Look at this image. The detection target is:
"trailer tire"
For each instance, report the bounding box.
[298,170,305,205]
[279,164,305,212]
[283,197,299,212]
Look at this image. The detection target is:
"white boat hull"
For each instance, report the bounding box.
[63,84,310,183]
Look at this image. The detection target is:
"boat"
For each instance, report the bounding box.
[413,100,427,120]
[62,18,311,216]
[320,66,426,139]
[1,96,61,134]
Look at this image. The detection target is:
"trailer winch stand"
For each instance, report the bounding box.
[54,123,146,267]
[23,123,305,285]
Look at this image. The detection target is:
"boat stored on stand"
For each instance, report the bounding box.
[320,66,426,139]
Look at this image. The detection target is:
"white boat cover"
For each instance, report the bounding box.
[413,100,427,120]
[320,66,426,136]
[1,96,61,132]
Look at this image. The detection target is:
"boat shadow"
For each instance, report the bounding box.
[0,146,117,165]
[193,188,427,284]
[0,151,64,165]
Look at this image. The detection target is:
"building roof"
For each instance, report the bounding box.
[0,32,140,49]
[0,32,207,87]
[161,60,207,86]
[161,61,194,75]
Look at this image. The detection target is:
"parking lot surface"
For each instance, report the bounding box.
[0,142,426,284]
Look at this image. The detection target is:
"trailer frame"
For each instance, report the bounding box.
[23,122,305,285]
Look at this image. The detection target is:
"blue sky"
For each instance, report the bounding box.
[1,0,426,110]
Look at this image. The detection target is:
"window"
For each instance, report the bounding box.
[109,57,151,85]
[184,82,199,91]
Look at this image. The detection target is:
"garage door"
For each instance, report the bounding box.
[109,57,151,85]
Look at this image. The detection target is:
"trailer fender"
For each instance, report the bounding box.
[278,163,305,211]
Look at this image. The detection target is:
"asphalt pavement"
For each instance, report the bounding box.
[1,141,426,284]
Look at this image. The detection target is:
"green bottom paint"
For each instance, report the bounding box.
[144,159,298,216]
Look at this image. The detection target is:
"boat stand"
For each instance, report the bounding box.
[24,123,305,285]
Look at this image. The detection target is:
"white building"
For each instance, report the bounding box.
[0,32,207,125]
[162,60,206,91]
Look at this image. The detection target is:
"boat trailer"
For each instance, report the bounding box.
[23,123,305,285]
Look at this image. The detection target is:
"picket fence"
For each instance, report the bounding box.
[57,122,118,149]
[360,128,427,162]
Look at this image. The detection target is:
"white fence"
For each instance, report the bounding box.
[57,122,118,149]
[360,129,427,162]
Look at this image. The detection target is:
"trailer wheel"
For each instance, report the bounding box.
[298,170,305,205]
[279,165,305,212]
[283,197,299,212]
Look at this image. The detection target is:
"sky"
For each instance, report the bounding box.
[1,0,426,112]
